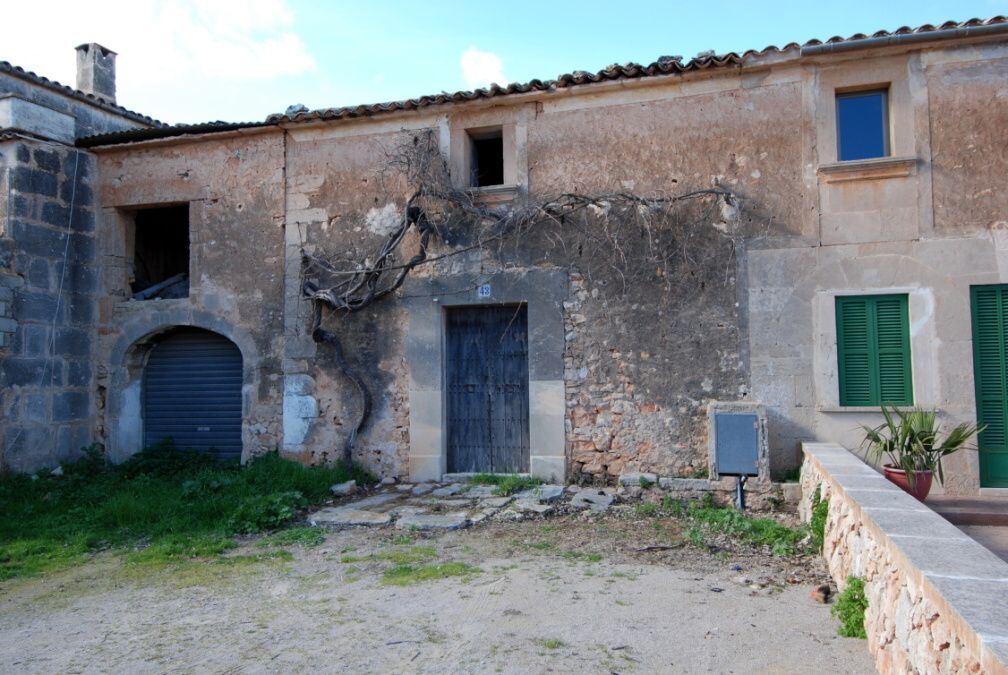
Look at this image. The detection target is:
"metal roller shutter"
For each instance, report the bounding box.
[143,328,243,460]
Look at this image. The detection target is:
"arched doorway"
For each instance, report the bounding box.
[142,327,243,460]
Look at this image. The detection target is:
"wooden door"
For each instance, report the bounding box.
[445,305,530,473]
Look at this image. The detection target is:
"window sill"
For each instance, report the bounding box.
[817,405,889,413]
[468,184,519,205]
[817,156,917,183]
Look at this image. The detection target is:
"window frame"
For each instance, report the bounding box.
[835,88,891,162]
[466,126,505,188]
[835,293,913,407]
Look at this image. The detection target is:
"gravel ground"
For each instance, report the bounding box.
[0,509,874,674]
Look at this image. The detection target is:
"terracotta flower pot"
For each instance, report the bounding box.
[882,464,934,501]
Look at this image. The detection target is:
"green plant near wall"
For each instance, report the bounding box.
[832,576,869,639]
[810,485,829,552]
[861,405,984,488]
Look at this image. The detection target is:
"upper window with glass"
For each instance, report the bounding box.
[835,89,890,161]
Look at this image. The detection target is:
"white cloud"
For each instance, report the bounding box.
[460,47,507,89]
[2,0,317,122]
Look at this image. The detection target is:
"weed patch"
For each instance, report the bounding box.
[778,467,801,483]
[468,473,543,496]
[810,486,829,552]
[832,576,868,638]
[259,527,325,548]
[536,638,566,650]
[341,545,437,565]
[560,550,602,563]
[685,499,806,556]
[635,502,658,516]
[382,562,480,586]
[0,440,372,580]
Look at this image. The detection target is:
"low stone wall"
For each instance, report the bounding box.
[801,443,1008,674]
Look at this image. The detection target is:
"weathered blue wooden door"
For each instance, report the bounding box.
[445,306,530,473]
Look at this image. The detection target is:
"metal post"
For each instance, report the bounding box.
[735,475,747,511]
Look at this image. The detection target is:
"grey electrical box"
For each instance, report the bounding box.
[713,412,760,477]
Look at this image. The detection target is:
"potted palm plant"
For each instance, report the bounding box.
[860,406,984,501]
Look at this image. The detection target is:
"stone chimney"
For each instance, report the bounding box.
[75,43,116,102]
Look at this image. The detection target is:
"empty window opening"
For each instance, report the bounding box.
[836,89,889,161]
[131,205,189,299]
[469,127,504,187]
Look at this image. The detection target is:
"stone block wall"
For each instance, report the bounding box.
[801,443,1008,673]
[0,138,98,471]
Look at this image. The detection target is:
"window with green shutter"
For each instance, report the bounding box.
[836,294,913,406]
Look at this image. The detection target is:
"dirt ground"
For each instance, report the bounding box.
[0,509,874,674]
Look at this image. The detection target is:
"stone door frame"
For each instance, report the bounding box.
[403,269,567,482]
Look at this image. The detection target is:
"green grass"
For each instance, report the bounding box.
[259,527,326,548]
[536,638,566,650]
[341,545,438,565]
[468,473,544,496]
[832,576,868,638]
[635,502,658,516]
[684,495,806,556]
[560,550,602,563]
[382,562,480,586]
[0,440,372,580]
[810,486,829,552]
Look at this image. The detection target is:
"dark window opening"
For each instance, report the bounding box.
[836,89,889,161]
[469,128,504,187]
[131,205,189,299]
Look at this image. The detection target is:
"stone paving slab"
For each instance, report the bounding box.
[307,480,616,531]
[351,493,404,509]
[571,488,615,512]
[309,508,393,527]
[395,511,469,530]
[431,484,464,497]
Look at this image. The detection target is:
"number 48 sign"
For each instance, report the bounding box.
[478,284,492,298]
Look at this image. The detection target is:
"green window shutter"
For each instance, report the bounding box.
[836,294,912,406]
[875,295,913,405]
[837,297,874,405]
[971,287,1007,467]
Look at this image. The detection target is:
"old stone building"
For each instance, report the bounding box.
[2,18,1007,496]
[1,45,159,469]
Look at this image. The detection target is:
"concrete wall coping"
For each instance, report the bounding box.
[803,442,1008,671]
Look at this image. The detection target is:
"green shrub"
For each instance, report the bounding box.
[832,576,868,638]
[227,491,306,534]
[810,485,829,552]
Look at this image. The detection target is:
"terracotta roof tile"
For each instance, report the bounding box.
[77,15,1007,147]
[0,60,164,127]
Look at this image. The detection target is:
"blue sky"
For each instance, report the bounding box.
[6,0,1007,124]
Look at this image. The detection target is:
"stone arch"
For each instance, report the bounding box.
[105,309,260,463]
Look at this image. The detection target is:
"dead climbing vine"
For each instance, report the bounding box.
[301,130,747,464]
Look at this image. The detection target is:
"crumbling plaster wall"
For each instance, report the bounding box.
[93,131,286,462]
[527,76,812,479]
[926,50,1008,234]
[277,70,812,481]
